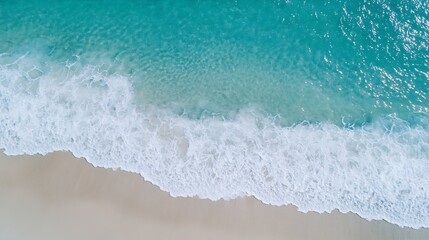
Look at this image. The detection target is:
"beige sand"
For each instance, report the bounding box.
[0,151,428,240]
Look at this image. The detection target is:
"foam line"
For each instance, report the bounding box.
[1,55,428,229]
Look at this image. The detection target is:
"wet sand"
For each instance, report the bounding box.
[1,151,428,240]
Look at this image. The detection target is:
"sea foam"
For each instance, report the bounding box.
[1,54,429,229]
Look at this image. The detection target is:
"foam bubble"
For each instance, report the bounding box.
[1,54,429,229]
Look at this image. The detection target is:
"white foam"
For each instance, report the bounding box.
[1,54,429,229]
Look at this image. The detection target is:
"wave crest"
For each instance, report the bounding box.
[1,55,429,229]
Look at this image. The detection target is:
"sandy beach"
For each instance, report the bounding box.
[0,151,428,240]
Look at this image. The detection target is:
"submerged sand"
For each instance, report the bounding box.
[0,151,428,240]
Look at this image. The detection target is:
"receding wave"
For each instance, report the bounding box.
[1,55,429,229]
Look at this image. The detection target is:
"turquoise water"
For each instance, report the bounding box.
[2,0,428,124]
[1,0,429,228]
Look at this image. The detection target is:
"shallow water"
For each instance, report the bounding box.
[1,0,428,228]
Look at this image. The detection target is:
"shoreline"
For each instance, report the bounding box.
[1,151,429,240]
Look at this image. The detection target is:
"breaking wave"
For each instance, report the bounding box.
[1,54,429,229]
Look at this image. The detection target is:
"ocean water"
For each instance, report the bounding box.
[1,0,428,228]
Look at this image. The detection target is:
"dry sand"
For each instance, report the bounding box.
[0,151,428,240]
